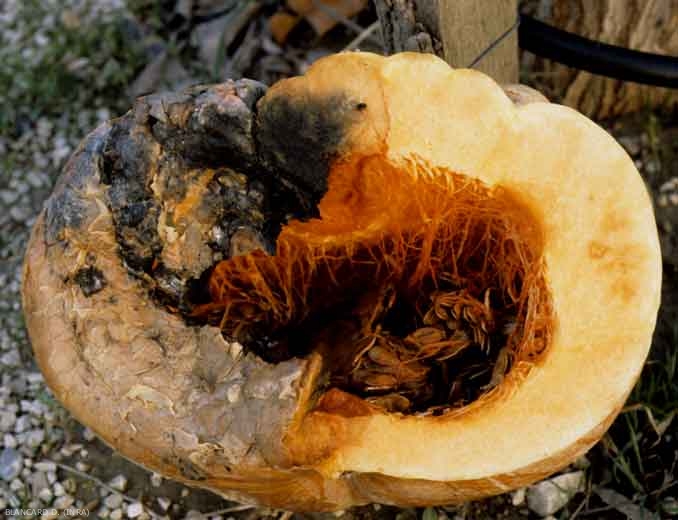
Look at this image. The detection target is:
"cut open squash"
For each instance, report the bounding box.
[22,52,661,511]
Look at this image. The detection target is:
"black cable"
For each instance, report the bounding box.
[518,14,678,88]
[468,15,521,68]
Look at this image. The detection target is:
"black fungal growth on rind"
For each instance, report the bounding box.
[44,124,112,245]
[255,93,358,204]
[73,266,107,297]
[93,78,362,317]
[146,80,266,171]
[101,114,162,273]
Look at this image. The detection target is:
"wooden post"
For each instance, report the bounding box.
[374,0,519,83]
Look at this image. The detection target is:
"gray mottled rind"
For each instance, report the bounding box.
[25,122,310,489]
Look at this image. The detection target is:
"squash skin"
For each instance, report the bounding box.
[21,53,661,510]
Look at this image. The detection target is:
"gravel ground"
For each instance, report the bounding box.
[2,1,677,519]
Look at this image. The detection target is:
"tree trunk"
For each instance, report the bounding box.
[374,0,519,84]
[524,0,678,119]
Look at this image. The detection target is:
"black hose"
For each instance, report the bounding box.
[518,14,678,88]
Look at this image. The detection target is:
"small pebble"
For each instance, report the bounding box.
[105,493,124,509]
[126,501,144,518]
[25,428,46,448]
[527,471,584,517]
[34,461,57,472]
[181,487,190,497]
[0,411,17,432]
[53,482,66,496]
[38,486,54,503]
[157,496,171,511]
[0,447,23,480]
[511,487,526,506]
[30,469,49,495]
[14,415,31,433]
[54,494,75,509]
[75,461,90,472]
[110,509,123,520]
[150,472,162,487]
[82,427,96,441]
[10,477,25,490]
[3,433,17,449]
[109,474,128,492]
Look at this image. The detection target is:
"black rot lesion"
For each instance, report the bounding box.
[255,91,364,205]
[72,265,107,297]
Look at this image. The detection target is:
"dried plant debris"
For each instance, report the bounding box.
[270,0,370,44]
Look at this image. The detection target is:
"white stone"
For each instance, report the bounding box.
[75,462,90,472]
[53,482,66,496]
[54,494,74,509]
[157,497,171,511]
[34,461,57,472]
[14,415,31,433]
[38,486,54,503]
[105,493,124,509]
[109,474,128,492]
[26,372,44,384]
[150,472,162,487]
[126,502,144,518]
[527,471,585,517]
[3,433,17,448]
[25,429,46,448]
[110,509,123,520]
[0,447,23,480]
[511,487,526,506]
[0,411,16,432]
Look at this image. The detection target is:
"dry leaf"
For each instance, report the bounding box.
[269,12,301,45]
[300,0,368,35]
[595,488,657,520]
[271,0,368,44]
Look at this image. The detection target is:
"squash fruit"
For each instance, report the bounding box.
[22,52,661,511]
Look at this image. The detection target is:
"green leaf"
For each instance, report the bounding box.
[422,507,437,520]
